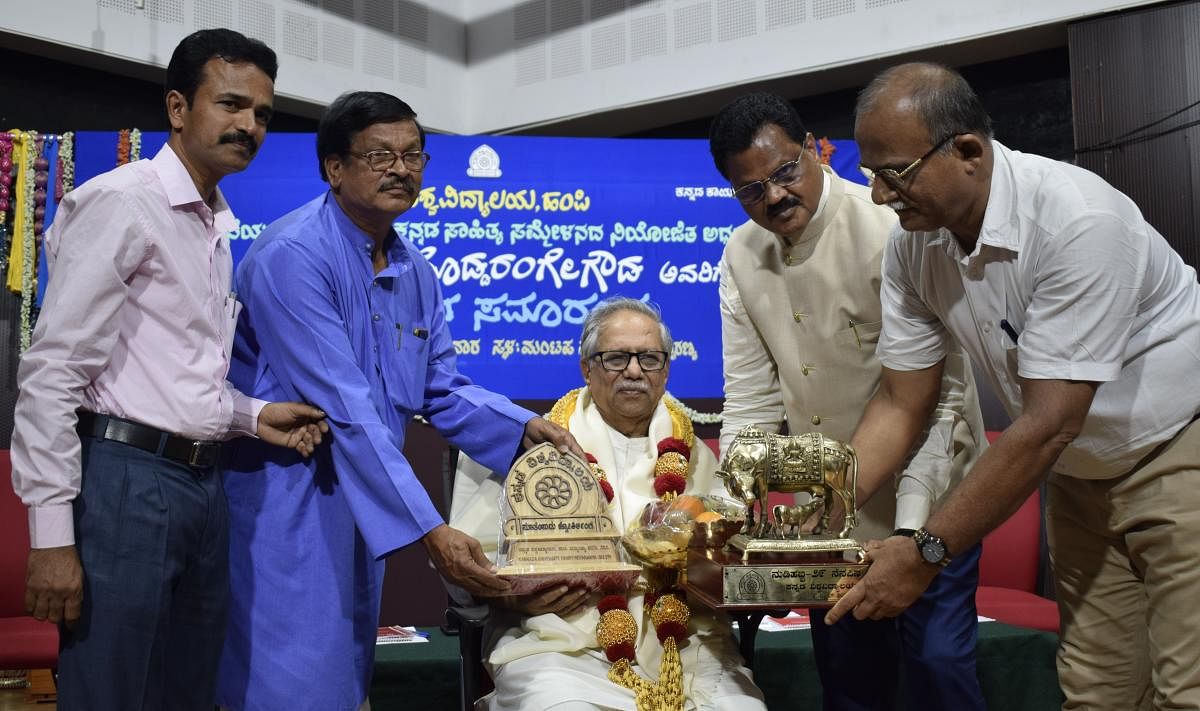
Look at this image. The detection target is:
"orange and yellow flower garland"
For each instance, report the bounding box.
[546,387,696,711]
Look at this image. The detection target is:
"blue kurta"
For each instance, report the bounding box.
[217,192,533,711]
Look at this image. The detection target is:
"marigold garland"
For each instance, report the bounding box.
[548,387,695,505]
[818,136,838,165]
[117,129,131,166]
[597,593,690,710]
[547,387,694,710]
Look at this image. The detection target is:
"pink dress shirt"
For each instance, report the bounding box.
[11,143,264,548]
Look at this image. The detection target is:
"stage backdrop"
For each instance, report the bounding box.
[70,132,865,399]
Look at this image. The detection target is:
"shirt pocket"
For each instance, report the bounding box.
[223,296,243,361]
[833,320,882,351]
[379,320,431,414]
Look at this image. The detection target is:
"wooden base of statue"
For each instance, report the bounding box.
[685,534,868,609]
[495,443,641,595]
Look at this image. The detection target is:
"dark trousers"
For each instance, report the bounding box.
[56,436,229,711]
[810,542,986,711]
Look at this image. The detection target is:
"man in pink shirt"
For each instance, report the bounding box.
[10,29,325,710]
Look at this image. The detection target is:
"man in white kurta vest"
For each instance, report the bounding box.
[709,93,988,711]
[450,297,766,711]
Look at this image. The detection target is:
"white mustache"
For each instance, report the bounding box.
[615,381,649,393]
[887,200,908,211]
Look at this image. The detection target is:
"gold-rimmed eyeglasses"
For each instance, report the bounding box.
[859,134,956,188]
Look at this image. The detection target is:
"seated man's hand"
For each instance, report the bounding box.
[522,416,586,460]
[257,402,329,457]
[423,524,512,597]
[492,584,593,617]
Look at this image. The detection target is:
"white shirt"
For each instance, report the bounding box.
[879,140,1200,479]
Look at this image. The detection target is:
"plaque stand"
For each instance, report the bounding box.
[495,443,641,595]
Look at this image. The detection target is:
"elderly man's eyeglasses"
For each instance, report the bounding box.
[858,134,956,188]
[731,155,805,206]
[353,149,432,173]
[590,350,669,372]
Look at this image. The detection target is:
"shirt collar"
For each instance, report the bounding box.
[151,143,237,233]
[321,190,413,277]
[974,139,1021,253]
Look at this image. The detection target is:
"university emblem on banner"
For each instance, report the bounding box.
[466,144,502,178]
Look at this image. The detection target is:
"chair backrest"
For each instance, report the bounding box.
[0,450,33,616]
[978,434,1043,592]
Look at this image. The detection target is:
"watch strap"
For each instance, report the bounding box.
[913,527,952,568]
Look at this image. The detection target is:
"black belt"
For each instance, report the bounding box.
[77,412,222,469]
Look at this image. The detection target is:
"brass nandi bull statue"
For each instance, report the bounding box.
[718,426,858,539]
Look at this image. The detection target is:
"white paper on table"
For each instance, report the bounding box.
[376,625,431,645]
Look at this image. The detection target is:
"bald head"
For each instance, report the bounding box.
[855,62,992,145]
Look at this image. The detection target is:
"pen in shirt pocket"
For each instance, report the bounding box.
[395,323,430,348]
[999,319,1019,345]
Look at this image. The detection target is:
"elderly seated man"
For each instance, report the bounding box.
[450,296,766,711]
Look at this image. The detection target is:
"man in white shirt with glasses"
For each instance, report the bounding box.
[827,61,1200,711]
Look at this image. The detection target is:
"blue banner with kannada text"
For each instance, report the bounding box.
[71,131,864,399]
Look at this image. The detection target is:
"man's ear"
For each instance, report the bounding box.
[953,134,987,173]
[805,132,819,159]
[580,358,591,388]
[166,90,188,132]
[324,155,344,191]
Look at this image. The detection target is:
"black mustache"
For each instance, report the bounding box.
[380,177,416,193]
[766,197,800,218]
[219,132,257,153]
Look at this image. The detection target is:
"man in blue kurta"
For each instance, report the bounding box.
[216,91,581,711]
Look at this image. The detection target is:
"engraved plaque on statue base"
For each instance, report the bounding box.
[495,442,642,595]
[685,535,868,609]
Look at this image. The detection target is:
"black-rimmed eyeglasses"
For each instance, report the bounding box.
[589,350,669,372]
[731,155,806,206]
[353,149,432,173]
[858,134,956,188]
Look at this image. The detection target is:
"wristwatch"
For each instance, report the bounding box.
[912,527,952,568]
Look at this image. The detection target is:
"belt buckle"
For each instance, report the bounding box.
[188,441,211,468]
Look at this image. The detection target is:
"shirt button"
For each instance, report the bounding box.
[982,323,992,333]
[793,312,804,323]
[373,313,381,321]
[811,415,821,426]
[801,365,811,376]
